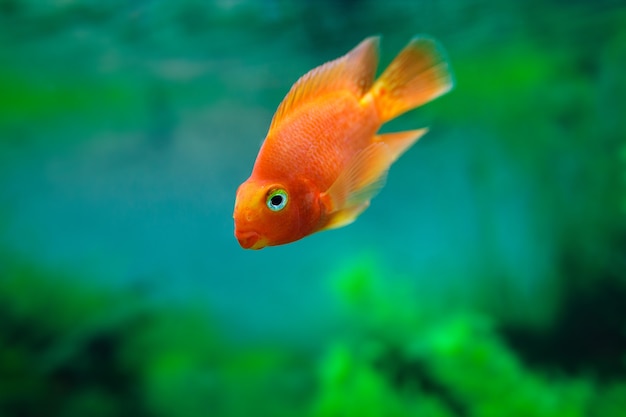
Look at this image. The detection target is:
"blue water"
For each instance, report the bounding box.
[1,115,554,344]
[2,0,612,345]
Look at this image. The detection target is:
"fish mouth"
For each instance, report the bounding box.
[235,230,267,250]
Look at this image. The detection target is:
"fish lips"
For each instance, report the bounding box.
[235,229,268,250]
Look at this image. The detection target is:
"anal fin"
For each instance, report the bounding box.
[374,128,428,162]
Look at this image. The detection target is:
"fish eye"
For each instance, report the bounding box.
[266,189,288,211]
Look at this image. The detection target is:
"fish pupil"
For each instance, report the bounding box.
[270,195,283,207]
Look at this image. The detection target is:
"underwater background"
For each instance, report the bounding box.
[1,0,625,416]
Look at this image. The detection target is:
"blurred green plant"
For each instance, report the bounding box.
[1,251,625,417]
[0,250,312,417]
[0,67,145,144]
[316,255,626,417]
[621,144,626,214]
[0,252,152,417]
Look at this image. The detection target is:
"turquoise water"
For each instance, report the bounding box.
[1,1,625,416]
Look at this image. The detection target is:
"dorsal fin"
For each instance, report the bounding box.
[268,36,379,132]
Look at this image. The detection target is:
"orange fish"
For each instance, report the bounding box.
[234,36,454,249]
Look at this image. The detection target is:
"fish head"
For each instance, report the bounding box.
[233,177,321,249]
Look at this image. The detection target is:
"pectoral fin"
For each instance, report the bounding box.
[320,142,393,231]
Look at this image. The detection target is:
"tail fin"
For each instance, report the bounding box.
[367,37,454,123]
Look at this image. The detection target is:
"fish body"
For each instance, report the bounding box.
[234,36,454,249]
